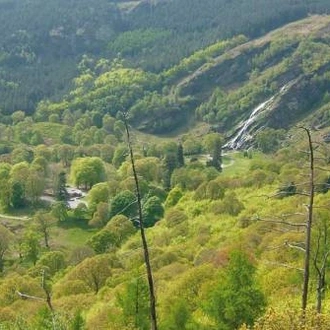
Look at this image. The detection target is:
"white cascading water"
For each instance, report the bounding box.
[224,81,294,150]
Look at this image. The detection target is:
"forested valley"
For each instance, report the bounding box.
[2,1,330,329]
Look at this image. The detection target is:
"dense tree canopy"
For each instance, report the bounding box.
[70,157,106,189]
[1,4,330,329]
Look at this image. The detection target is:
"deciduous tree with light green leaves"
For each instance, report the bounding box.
[33,211,56,249]
[87,182,110,213]
[70,157,106,189]
[116,277,150,330]
[0,224,14,272]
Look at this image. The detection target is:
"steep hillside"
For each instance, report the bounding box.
[2,11,330,330]
[180,15,330,147]
[1,0,330,114]
[25,15,330,148]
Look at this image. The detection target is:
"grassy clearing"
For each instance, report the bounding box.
[51,225,96,250]
[221,150,264,177]
[0,208,95,251]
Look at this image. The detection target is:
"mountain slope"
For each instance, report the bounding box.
[1,0,330,114]
[183,15,330,147]
[30,15,330,148]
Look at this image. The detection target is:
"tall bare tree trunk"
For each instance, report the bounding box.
[301,127,314,311]
[124,118,158,330]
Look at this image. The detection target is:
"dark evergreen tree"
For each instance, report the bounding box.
[162,153,178,190]
[204,250,266,329]
[54,171,69,202]
[11,181,25,208]
[142,196,164,227]
[206,135,222,171]
[109,190,136,220]
[177,143,185,168]
[278,181,297,198]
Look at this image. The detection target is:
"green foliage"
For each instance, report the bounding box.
[171,167,208,190]
[165,186,183,208]
[105,215,136,246]
[64,65,159,126]
[70,157,106,189]
[109,28,171,57]
[26,166,46,205]
[204,250,266,329]
[129,92,186,133]
[165,208,188,228]
[33,211,55,248]
[277,182,297,198]
[71,310,85,330]
[0,224,14,272]
[87,229,116,254]
[0,163,11,211]
[134,157,161,183]
[54,171,69,202]
[0,0,329,116]
[62,254,113,294]
[10,180,26,208]
[109,190,136,220]
[34,251,66,277]
[89,202,110,228]
[210,192,245,216]
[112,145,128,168]
[163,152,179,190]
[116,277,150,330]
[3,6,330,328]
[160,297,193,330]
[182,138,203,156]
[162,264,216,317]
[51,201,69,222]
[31,308,71,330]
[241,308,330,330]
[87,183,110,213]
[142,196,164,227]
[163,35,247,84]
[255,128,286,153]
[194,179,225,201]
[20,230,41,265]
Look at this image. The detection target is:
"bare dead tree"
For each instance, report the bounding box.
[301,126,315,311]
[123,115,158,330]
[253,127,330,313]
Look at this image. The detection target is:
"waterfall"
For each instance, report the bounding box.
[224,81,294,150]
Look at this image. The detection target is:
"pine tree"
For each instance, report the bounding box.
[54,171,69,202]
[177,142,185,168]
[204,250,265,329]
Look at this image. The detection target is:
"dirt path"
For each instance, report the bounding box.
[0,213,30,221]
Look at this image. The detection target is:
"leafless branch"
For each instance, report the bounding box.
[285,241,306,252]
[252,215,306,228]
[263,260,304,272]
[16,291,45,301]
